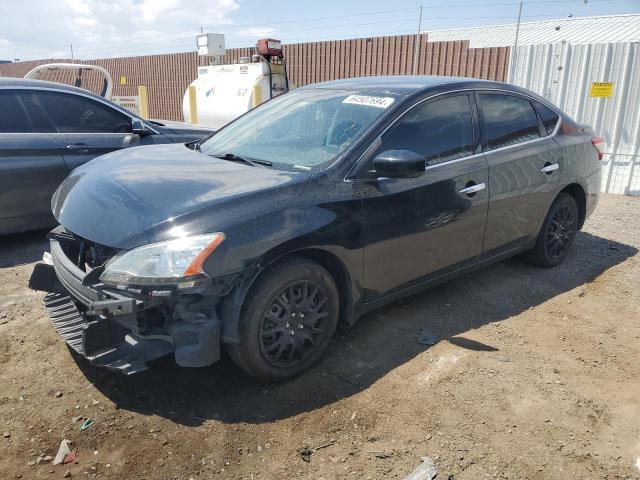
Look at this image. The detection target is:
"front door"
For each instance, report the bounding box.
[476,92,563,253]
[20,90,138,171]
[358,93,489,302]
[0,91,67,233]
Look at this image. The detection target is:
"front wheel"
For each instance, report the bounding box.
[523,192,579,268]
[226,258,339,382]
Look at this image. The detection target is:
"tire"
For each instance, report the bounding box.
[523,193,579,268]
[226,257,339,382]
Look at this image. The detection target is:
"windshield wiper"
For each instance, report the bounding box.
[210,152,272,168]
[188,139,203,151]
[188,132,216,151]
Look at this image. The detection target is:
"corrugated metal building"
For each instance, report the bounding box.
[425,14,640,195]
[512,41,639,195]
[426,14,640,47]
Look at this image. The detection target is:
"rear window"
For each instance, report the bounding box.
[0,92,33,133]
[478,93,540,150]
[533,100,560,135]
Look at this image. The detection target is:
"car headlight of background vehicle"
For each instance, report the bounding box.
[99,233,225,289]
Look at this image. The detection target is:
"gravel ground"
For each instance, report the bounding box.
[0,193,639,480]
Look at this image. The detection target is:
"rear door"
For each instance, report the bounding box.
[359,93,489,301]
[0,90,67,232]
[21,90,139,171]
[477,91,562,254]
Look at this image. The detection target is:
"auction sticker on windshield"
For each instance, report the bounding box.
[343,95,394,108]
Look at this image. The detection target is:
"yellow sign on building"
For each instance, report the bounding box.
[119,76,127,85]
[589,82,614,98]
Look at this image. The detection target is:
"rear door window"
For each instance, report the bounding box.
[31,91,132,134]
[478,93,540,150]
[0,91,33,133]
[379,94,476,167]
[533,100,560,135]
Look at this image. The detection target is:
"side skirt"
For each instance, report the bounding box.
[355,244,529,318]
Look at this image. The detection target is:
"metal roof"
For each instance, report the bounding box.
[424,14,640,48]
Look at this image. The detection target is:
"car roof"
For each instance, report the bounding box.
[0,77,105,97]
[300,75,490,94]
[300,75,520,95]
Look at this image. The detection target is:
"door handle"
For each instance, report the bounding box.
[458,182,486,195]
[65,143,95,151]
[539,163,559,174]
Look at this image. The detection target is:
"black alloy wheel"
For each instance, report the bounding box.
[524,192,579,268]
[260,280,330,368]
[545,204,576,259]
[226,258,339,382]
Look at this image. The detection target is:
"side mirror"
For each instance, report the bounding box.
[373,150,426,178]
[132,118,153,137]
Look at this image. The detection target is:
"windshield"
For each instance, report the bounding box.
[200,88,398,171]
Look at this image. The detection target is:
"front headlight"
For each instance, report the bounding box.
[99,233,225,288]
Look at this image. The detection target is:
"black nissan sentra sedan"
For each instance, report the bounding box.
[29,76,603,381]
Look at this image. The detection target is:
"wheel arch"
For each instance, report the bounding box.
[218,247,356,344]
[560,183,587,229]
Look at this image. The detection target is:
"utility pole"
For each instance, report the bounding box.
[412,5,423,75]
[70,43,74,60]
[512,1,523,76]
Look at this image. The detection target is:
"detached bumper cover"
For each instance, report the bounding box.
[30,238,221,375]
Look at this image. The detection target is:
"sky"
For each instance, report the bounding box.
[0,0,638,61]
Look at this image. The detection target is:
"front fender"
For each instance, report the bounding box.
[210,181,364,343]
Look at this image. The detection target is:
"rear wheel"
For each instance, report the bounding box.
[524,193,578,268]
[226,258,339,382]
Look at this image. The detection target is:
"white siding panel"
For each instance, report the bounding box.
[509,41,640,195]
[426,14,640,48]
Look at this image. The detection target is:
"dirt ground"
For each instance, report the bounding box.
[0,193,639,480]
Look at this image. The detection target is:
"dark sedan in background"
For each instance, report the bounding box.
[0,78,213,235]
[30,76,603,381]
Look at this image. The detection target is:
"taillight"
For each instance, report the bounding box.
[591,136,606,160]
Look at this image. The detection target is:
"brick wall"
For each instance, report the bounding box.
[0,35,509,121]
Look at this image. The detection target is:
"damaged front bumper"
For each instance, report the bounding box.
[29,233,222,375]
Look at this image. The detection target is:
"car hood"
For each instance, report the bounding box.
[150,119,214,136]
[52,143,306,249]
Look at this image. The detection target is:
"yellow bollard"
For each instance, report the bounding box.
[252,84,263,108]
[188,85,198,124]
[137,85,149,119]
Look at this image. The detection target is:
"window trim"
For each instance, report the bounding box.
[345,87,562,182]
[531,98,561,137]
[0,86,159,135]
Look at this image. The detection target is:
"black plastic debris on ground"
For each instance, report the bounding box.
[298,445,312,462]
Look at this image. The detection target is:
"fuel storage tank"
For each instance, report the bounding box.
[183,58,289,129]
